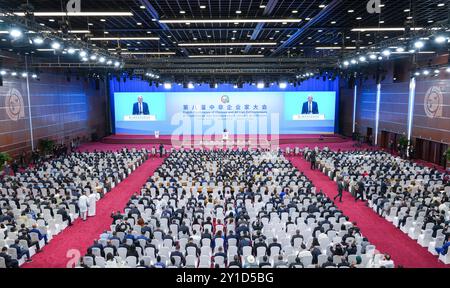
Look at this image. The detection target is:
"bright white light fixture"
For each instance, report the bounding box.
[99,57,106,63]
[414,41,424,49]
[164,82,172,89]
[359,56,366,62]
[79,50,87,57]
[114,61,120,67]
[9,29,22,38]
[12,12,133,16]
[179,42,276,47]
[435,35,447,44]
[369,54,377,60]
[160,19,303,24]
[382,49,391,56]
[67,47,76,54]
[21,72,27,78]
[51,41,61,49]
[188,82,194,89]
[33,37,44,44]
[351,27,423,32]
[257,82,265,89]
[90,37,160,41]
[279,82,287,89]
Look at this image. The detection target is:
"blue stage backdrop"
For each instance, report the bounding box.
[110,78,339,135]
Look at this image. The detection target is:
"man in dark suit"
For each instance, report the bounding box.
[132,95,150,115]
[334,178,344,203]
[355,181,365,202]
[301,95,319,114]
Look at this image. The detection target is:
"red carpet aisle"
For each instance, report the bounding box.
[22,157,165,268]
[287,156,448,268]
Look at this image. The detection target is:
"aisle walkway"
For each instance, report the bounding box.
[287,155,448,268]
[23,156,164,268]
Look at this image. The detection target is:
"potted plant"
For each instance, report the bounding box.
[0,152,12,170]
[38,139,56,156]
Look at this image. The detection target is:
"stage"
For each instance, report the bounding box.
[101,134,349,146]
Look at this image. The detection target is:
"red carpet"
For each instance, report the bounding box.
[22,156,165,268]
[287,155,448,268]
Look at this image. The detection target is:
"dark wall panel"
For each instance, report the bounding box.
[378,82,409,135]
[0,73,107,156]
[413,79,450,144]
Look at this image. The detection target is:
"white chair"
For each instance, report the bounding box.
[126,256,137,268]
[186,255,197,268]
[199,255,210,268]
[428,236,445,256]
[417,229,433,247]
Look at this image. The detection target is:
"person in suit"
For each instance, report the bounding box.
[334,178,344,203]
[301,95,319,114]
[0,247,19,268]
[132,96,150,115]
[355,181,365,202]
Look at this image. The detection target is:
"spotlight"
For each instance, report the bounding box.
[79,50,87,57]
[446,67,450,73]
[414,72,420,76]
[106,60,113,65]
[382,49,391,56]
[233,84,238,89]
[396,47,405,52]
[11,72,17,76]
[164,82,172,89]
[90,55,97,60]
[434,69,440,74]
[67,47,76,54]
[369,54,377,60]
[414,40,424,49]
[99,57,106,63]
[350,59,357,64]
[0,70,6,75]
[188,82,194,89]
[359,56,366,62]
[51,42,61,50]
[82,57,88,62]
[21,72,27,78]
[279,82,287,89]
[31,73,37,79]
[257,82,265,89]
[9,29,22,38]
[114,61,120,67]
[435,35,447,44]
[422,70,430,75]
[33,37,44,45]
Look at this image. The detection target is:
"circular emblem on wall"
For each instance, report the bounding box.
[221,95,230,104]
[5,88,25,121]
[424,86,443,119]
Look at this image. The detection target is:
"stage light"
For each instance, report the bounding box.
[11,72,17,76]
[106,60,113,65]
[435,35,447,44]
[414,71,420,76]
[359,56,366,62]
[9,28,22,38]
[350,59,357,64]
[31,73,37,78]
[279,82,287,89]
[369,54,377,60]
[67,47,75,54]
[81,57,88,61]
[90,54,97,60]
[99,57,105,63]
[434,69,440,74]
[257,82,265,89]
[114,61,120,67]
[188,82,194,89]
[396,47,405,52]
[79,50,87,57]
[446,67,450,73]
[33,37,44,45]
[343,61,350,66]
[0,70,6,75]
[164,82,172,89]
[414,40,424,49]
[422,70,430,75]
[51,41,61,50]
[382,49,391,57]
[233,84,238,88]
[21,72,27,78]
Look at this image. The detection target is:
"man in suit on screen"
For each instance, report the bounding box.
[132,95,150,115]
[301,95,319,114]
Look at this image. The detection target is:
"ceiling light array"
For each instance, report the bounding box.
[1,10,124,69]
[413,66,450,77]
[341,31,449,69]
[145,71,160,79]
[0,68,39,80]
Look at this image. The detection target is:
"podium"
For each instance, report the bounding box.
[222,131,229,141]
[292,114,325,121]
[124,115,156,121]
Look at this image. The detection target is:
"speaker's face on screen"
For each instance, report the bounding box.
[308,96,313,102]
[138,96,143,103]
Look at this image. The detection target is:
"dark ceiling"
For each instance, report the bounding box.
[0,0,448,81]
